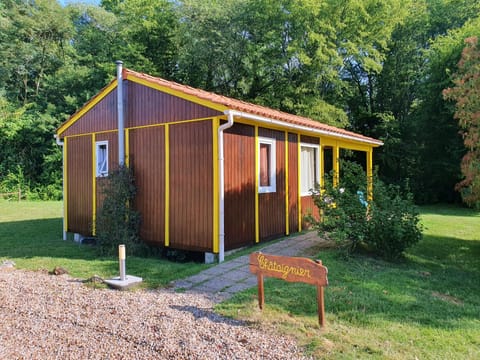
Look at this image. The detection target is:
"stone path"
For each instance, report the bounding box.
[172,231,329,302]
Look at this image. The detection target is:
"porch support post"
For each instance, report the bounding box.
[366,148,373,200]
[254,125,260,243]
[319,142,324,189]
[333,144,340,187]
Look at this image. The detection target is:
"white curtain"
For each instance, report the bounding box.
[301,146,316,194]
[97,144,107,175]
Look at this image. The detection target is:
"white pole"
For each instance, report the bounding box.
[119,244,126,281]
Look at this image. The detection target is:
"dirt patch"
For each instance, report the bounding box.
[431,291,464,306]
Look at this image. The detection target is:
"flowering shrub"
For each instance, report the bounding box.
[311,161,422,260]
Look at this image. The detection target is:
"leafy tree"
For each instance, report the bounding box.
[0,0,72,105]
[443,36,480,208]
[412,15,480,203]
[360,0,480,203]
[101,0,179,77]
[176,0,407,127]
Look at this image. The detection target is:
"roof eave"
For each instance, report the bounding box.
[223,109,383,147]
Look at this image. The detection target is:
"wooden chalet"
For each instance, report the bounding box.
[55,63,383,261]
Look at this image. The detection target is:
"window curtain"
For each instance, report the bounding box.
[301,147,316,194]
[260,143,270,186]
[98,145,107,174]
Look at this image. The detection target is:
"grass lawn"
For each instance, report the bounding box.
[216,205,480,359]
[0,200,208,288]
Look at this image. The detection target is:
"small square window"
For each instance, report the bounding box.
[258,137,276,193]
[96,141,108,177]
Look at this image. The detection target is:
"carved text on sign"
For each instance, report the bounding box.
[257,253,312,280]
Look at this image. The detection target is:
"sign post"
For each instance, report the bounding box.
[249,252,328,327]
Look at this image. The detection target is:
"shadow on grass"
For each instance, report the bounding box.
[0,217,211,288]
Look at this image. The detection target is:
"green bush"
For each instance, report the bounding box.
[95,166,144,256]
[311,161,422,260]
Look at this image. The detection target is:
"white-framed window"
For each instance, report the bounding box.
[258,137,276,193]
[300,143,320,196]
[96,141,108,177]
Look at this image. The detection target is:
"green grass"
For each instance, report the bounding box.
[0,200,208,288]
[216,205,480,359]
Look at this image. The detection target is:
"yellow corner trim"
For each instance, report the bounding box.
[254,126,260,243]
[297,133,302,232]
[92,134,97,235]
[125,128,130,167]
[164,124,170,247]
[285,131,289,235]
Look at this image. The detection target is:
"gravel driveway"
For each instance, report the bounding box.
[0,268,308,359]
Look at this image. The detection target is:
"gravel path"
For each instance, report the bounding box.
[0,268,309,359]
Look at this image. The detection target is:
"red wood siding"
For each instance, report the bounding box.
[258,128,286,240]
[129,127,166,245]
[301,195,320,229]
[95,132,119,211]
[169,121,213,252]
[288,133,299,233]
[63,90,117,137]
[62,81,222,137]
[66,135,93,235]
[125,82,221,128]
[300,135,320,145]
[224,123,256,250]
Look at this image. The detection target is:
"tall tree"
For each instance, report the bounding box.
[361,0,480,202]
[176,0,407,127]
[443,36,480,208]
[101,0,180,78]
[0,0,72,105]
[412,14,480,203]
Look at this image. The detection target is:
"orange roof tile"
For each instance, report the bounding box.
[124,68,383,146]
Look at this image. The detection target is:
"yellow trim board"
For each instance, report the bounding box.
[234,118,380,149]
[91,134,97,235]
[125,128,130,167]
[164,124,170,247]
[128,117,214,132]
[367,149,373,201]
[285,131,289,235]
[297,133,302,232]
[254,126,260,243]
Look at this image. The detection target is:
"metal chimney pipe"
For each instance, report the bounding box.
[116,60,125,166]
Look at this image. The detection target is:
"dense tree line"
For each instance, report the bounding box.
[0,0,479,206]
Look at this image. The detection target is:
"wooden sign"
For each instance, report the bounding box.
[249,252,328,327]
